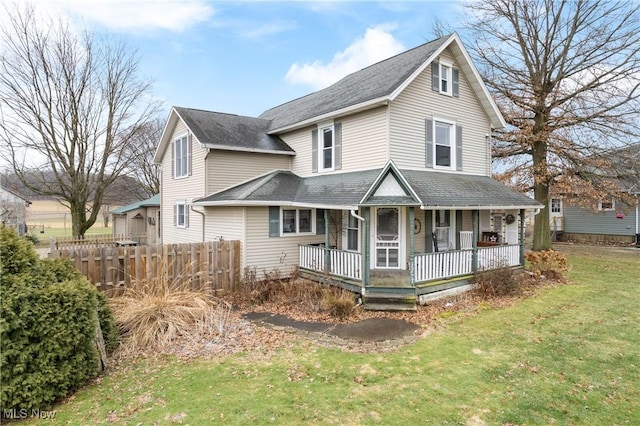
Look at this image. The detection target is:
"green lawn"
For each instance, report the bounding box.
[33,245,640,425]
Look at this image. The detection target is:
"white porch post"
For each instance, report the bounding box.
[324,209,330,271]
[472,210,479,273]
[409,206,415,285]
[363,207,371,287]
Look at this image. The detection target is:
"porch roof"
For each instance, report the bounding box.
[193,168,541,210]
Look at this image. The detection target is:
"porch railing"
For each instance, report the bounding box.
[299,245,362,280]
[414,250,473,282]
[477,244,520,269]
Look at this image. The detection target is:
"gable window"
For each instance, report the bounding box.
[282,208,314,235]
[174,134,191,178]
[598,198,615,211]
[431,60,458,97]
[174,201,189,228]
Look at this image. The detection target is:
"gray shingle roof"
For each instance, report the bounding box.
[194,168,541,209]
[174,107,294,153]
[259,35,450,131]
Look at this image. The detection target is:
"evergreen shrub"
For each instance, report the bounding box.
[0,227,118,411]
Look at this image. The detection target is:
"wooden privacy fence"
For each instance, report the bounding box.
[50,241,241,296]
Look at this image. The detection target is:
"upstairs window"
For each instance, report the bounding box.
[174,134,191,178]
[435,121,452,167]
[440,63,451,94]
[551,198,562,213]
[312,122,342,173]
[321,126,334,171]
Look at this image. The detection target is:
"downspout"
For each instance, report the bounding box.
[350,209,365,222]
[190,205,205,242]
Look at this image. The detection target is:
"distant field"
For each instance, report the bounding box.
[26,199,113,243]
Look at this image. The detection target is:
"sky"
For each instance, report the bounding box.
[2,0,467,120]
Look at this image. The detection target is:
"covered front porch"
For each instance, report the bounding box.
[298,206,527,310]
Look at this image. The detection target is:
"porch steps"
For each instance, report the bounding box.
[363,289,417,311]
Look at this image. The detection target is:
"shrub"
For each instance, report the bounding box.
[0,227,118,411]
[473,265,522,298]
[524,249,568,281]
[0,225,38,276]
[321,289,356,319]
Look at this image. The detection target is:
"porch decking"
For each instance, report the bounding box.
[299,244,522,309]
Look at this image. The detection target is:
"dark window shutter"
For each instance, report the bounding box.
[171,141,175,178]
[425,210,434,253]
[185,202,189,228]
[431,62,439,91]
[269,206,280,237]
[425,119,433,168]
[187,134,193,176]
[334,123,342,170]
[316,209,326,235]
[311,129,318,173]
[455,210,463,249]
[456,125,463,171]
[173,204,177,227]
[452,68,459,97]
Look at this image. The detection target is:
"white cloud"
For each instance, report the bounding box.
[285,24,405,90]
[48,0,214,33]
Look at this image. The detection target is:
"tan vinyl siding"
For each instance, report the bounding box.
[160,119,207,244]
[283,107,389,177]
[206,150,291,194]
[204,206,246,269]
[389,48,492,176]
[244,207,326,276]
[281,126,315,176]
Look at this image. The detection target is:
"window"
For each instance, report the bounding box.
[440,63,451,94]
[321,126,334,171]
[174,202,189,228]
[174,135,191,178]
[551,198,562,213]
[434,120,454,168]
[434,210,452,251]
[282,208,314,235]
[345,212,360,251]
[599,199,615,211]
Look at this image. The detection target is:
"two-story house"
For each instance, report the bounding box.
[154,33,541,309]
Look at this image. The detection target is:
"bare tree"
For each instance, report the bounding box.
[0,4,159,237]
[123,118,164,199]
[465,0,640,250]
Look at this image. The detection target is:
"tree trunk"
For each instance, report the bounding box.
[532,140,551,251]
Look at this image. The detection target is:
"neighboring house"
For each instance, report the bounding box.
[550,144,640,245]
[0,186,31,236]
[110,194,160,244]
[154,33,542,309]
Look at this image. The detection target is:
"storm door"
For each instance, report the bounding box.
[375,207,400,268]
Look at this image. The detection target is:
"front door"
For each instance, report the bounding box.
[374,207,404,268]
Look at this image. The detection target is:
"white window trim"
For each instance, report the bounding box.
[175,201,188,228]
[174,133,190,179]
[280,207,316,236]
[550,198,562,213]
[342,211,361,252]
[439,60,453,96]
[432,117,456,170]
[318,121,335,172]
[433,209,456,251]
[598,198,615,211]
